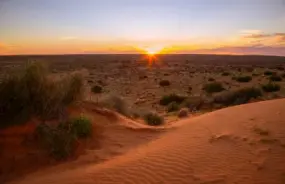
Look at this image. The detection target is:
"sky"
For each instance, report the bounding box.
[0,0,285,56]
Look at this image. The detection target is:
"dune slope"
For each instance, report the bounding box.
[11,99,285,184]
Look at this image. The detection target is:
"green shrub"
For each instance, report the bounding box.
[262,83,280,92]
[264,71,276,76]
[214,87,262,106]
[235,76,252,83]
[37,115,92,159]
[167,102,180,112]
[144,112,164,126]
[0,62,84,128]
[91,85,103,93]
[203,82,224,94]
[269,75,282,82]
[70,116,92,138]
[159,80,170,87]
[159,94,186,106]
[182,96,205,111]
[36,123,76,160]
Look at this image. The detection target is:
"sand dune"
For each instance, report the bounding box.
[11,99,285,184]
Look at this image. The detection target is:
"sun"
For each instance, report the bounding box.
[146,49,158,56]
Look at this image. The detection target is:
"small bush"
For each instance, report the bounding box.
[203,82,224,94]
[159,94,186,106]
[269,75,282,82]
[178,108,189,118]
[70,116,92,138]
[182,96,205,111]
[235,76,252,83]
[99,95,130,116]
[159,80,170,87]
[222,72,230,76]
[262,83,280,92]
[208,77,215,82]
[167,102,180,112]
[264,71,276,76]
[144,112,164,126]
[91,85,103,93]
[214,87,262,106]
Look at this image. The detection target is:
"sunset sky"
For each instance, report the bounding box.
[0,0,284,56]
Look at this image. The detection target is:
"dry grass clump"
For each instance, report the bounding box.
[269,75,282,82]
[234,76,252,83]
[0,62,84,128]
[214,87,262,106]
[159,80,170,87]
[99,94,131,117]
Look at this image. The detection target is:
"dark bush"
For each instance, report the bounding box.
[214,87,262,106]
[262,83,280,92]
[159,80,170,87]
[264,71,276,76]
[222,72,230,76]
[208,77,215,81]
[269,75,282,82]
[203,82,224,94]
[235,76,252,83]
[167,102,180,112]
[144,112,164,126]
[159,94,186,106]
[182,96,205,111]
[91,85,103,93]
[178,108,189,118]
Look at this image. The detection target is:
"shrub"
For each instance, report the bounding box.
[37,115,92,159]
[91,85,103,93]
[182,96,205,111]
[262,83,280,92]
[264,71,276,76]
[208,77,215,81]
[36,123,76,159]
[159,80,170,87]
[222,72,230,76]
[235,76,252,83]
[214,87,262,106]
[269,75,282,82]
[0,62,84,128]
[167,102,180,112]
[159,94,186,106]
[203,82,224,94]
[99,95,130,116]
[70,116,92,138]
[178,108,189,118]
[144,112,164,126]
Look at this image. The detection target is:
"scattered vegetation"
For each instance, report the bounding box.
[203,82,224,94]
[234,76,252,83]
[159,93,186,106]
[91,85,103,93]
[214,87,262,106]
[269,75,282,82]
[144,112,164,126]
[36,115,92,159]
[182,96,205,111]
[159,80,170,87]
[0,62,84,128]
[262,83,280,92]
